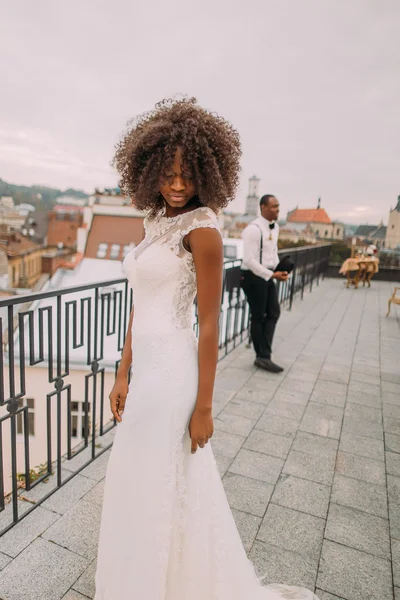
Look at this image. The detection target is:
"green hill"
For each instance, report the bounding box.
[0,178,89,210]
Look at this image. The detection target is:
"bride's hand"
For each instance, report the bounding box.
[109,375,129,423]
[189,407,214,454]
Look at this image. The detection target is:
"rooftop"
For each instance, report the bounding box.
[287,208,331,224]
[0,279,398,599]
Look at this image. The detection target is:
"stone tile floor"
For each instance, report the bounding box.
[0,278,399,600]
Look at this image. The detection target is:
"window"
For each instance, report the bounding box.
[96,243,108,258]
[17,398,35,436]
[71,401,91,439]
[224,245,237,259]
[110,244,120,260]
[336,228,340,236]
[123,243,135,258]
[315,230,319,236]
[325,230,328,237]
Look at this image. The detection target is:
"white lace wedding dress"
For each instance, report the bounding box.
[95,206,319,600]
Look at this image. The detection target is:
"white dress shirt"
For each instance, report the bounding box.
[241,217,279,281]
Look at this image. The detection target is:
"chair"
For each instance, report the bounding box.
[387,287,400,316]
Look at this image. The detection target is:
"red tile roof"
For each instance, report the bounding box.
[287,208,331,224]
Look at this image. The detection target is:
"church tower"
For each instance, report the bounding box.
[245,175,260,216]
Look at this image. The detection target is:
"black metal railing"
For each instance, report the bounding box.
[0,243,330,535]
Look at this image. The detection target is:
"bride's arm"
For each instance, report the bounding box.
[187,227,223,453]
[117,307,134,378]
[109,307,134,422]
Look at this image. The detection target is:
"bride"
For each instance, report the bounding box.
[95,97,319,600]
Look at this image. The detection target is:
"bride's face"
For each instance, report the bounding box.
[159,148,197,210]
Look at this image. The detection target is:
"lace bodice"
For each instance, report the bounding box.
[122,206,221,335]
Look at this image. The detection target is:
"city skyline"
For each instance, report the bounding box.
[1,1,399,225]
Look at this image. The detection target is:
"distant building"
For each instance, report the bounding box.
[21,210,49,245]
[279,225,317,245]
[84,189,145,260]
[353,225,378,239]
[0,249,8,289]
[286,200,344,240]
[0,196,14,210]
[0,226,44,288]
[0,199,26,230]
[354,222,387,249]
[245,176,260,217]
[47,205,84,249]
[386,196,400,250]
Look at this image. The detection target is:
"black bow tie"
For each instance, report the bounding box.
[269,223,275,230]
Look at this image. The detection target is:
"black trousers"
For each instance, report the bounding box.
[240,270,280,359]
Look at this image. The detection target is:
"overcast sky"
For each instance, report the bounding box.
[1,0,399,223]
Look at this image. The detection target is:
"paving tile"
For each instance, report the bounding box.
[214,410,257,437]
[346,390,381,407]
[0,538,89,600]
[382,381,400,395]
[338,432,384,461]
[243,429,293,459]
[300,402,343,439]
[257,503,324,561]
[315,590,345,600]
[222,473,273,517]
[335,451,386,486]
[392,539,400,588]
[388,475,400,505]
[341,415,383,440]
[62,591,89,600]
[236,381,280,404]
[229,449,284,484]
[383,403,400,420]
[249,541,317,590]
[325,503,390,559]
[382,391,400,406]
[385,433,400,453]
[344,403,382,424]
[348,379,381,397]
[317,539,392,600]
[231,509,262,552]
[283,449,335,486]
[0,506,59,558]
[72,558,96,598]
[291,431,338,459]
[271,474,330,519]
[0,551,12,571]
[386,451,400,476]
[311,380,348,408]
[383,416,400,435]
[271,387,312,406]
[264,399,306,421]
[318,368,350,386]
[78,450,111,481]
[83,479,105,507]
[223,398,265,420]
[43,474,97,515]
[331,474,388,518]
[255,413,299,438]
[210,429,245,458]
[350,372,381,386]
[389,503,400,538]
[214,453,232,477]
[42,499,102,559]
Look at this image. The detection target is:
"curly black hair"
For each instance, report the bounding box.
[112,97,241,218]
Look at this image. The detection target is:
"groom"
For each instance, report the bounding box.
[240,194,288,373]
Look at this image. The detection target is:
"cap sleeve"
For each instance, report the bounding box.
[180,207,221,237]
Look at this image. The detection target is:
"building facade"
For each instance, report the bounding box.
[286,205,344,240]
[0,227,44,288]
[386,196,400,250]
